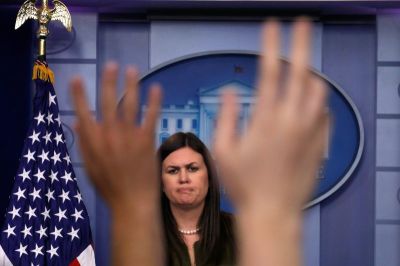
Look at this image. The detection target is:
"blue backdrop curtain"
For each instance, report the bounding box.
[0,7,33,227]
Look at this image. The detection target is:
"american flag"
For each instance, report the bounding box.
[0,61,95,265]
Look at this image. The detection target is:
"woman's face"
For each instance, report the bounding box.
[162,147,209,209]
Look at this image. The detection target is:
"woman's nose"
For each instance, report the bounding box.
[178,169,189,183]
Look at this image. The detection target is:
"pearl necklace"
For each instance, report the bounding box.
[178,227,200,235]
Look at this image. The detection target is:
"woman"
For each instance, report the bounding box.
[158,132,236,266]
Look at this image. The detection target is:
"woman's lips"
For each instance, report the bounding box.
[177,188,193,193]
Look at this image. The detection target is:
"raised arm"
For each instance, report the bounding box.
[214,18,329,266]
[70,63,164,266]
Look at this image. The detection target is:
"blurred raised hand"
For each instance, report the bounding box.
[70,63,163,266]
[214,18,329,266]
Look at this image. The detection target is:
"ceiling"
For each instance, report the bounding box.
[2,0,400,15]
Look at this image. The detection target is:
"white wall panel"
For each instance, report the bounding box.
[51,63,97,112]
[150,21,322,70]
[376,119,400,167]
[375,224,400,266]
[376,172,400,221]
[377,67,400,114]
[378,15,400,61]
[47,13,97,59]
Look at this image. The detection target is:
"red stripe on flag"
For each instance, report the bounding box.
[69,258,81,266]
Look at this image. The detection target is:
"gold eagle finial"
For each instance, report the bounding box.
[15,0,72,36]
[15,0,72,61]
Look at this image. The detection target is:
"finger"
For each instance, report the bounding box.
[286,18,312,106]
[310,112,331,167]
[70,77,102,175]
[74,123,106,195]
[257,19,281,110]
[71,76,111,203]
[307,112,331,180]
[305,75,328,125]
[122,66,140,124]
[322,113,331,158]
[298,113,330,204]
[143,84,162,133]
[101,62,119,127]
[74,122,98,170]
[70,77,95,135]
[213,89,239,158]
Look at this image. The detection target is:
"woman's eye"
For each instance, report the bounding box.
[167,169,178,174]
[188,166,198,172]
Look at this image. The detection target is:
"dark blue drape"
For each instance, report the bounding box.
[0,7,33,227]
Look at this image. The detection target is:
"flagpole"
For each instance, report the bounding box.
[15,0,72,62]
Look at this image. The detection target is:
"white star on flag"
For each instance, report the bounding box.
[33,112,45,125]
[21,225,32,239]
[49,170,59,183]
[67,226,80,241]
[59,189,70,203]
[37,150,49,163]
[35,225,47,240]
[50,151,61,164]
[63,154,71,165]
[23,149,35,163]
[46,111,54,124]
[42,131,52,144]
[30,244,44,258]
[18,168,31,182]
[8,206,21,220]
[74,192,83,204]
[3,224,16,238]
[13,187,26,201]
[49,93,56,106]
[54,132,64,146]
[60,170,73,184]
[71,208,84,222]
[15,243,28,258]
[34,168,46,182]
[28,130,40,144]
[50,226,63,240]
[24,206,37,220]
[29,187,42,201]
[41,206,51,221]
[55,115,62,126]
[45,188,55,202]
[54,207,67,222]
[46,244,59,259]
